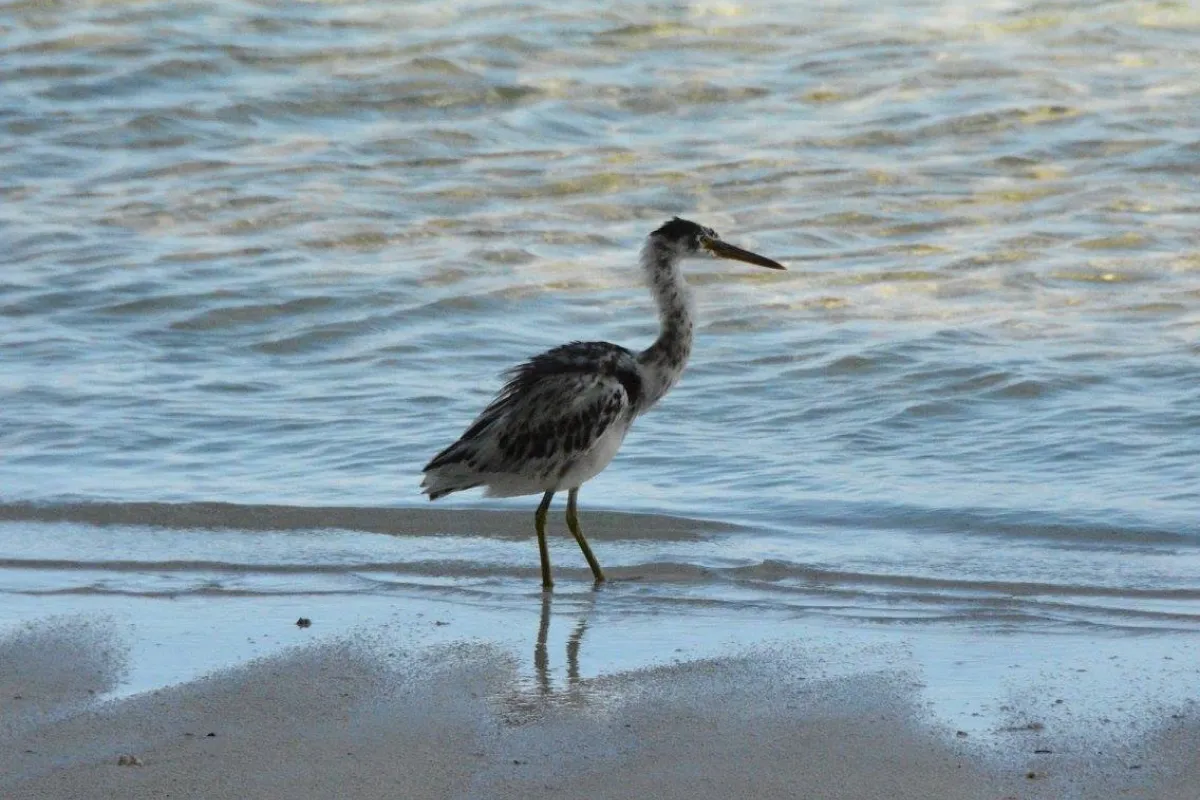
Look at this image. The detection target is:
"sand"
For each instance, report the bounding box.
[2,616,1197,800]
[0,500,724,541]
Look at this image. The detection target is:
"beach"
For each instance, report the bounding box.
[2,508,1198,800]
[4,0,1200,796]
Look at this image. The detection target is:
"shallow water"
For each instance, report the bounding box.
[2,0,1199,630]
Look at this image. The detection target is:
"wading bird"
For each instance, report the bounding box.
[421,218,785,589]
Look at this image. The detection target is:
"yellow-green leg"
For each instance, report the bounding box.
[536,491,554,590]
[566,487,605,584]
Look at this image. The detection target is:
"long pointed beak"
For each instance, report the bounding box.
[702,237,786,270]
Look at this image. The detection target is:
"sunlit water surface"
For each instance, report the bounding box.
[2,0,1199,636]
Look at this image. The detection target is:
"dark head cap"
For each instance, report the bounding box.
[650,217,786,270]
[652,217,718,249]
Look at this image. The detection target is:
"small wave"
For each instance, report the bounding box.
[9,558,1197,631]
[793,502,1199,546]
[724,560,1200,602]
[6,544,1197,609]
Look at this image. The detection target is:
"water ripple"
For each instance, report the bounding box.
[1,0,1199,614]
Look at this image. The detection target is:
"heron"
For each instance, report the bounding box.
[421,217,785,589]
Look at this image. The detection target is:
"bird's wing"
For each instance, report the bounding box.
[425,342,641,474]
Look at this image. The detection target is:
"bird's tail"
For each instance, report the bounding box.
[421,454,482,501]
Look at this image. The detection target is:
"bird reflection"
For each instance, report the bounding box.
[500,592,595,724]
[534,593,588,695]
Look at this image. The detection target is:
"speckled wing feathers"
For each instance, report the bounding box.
[421,341,642,498]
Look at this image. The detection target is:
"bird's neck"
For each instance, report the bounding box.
[636,236,694,412]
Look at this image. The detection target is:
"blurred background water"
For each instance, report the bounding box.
[2,0,1199,627]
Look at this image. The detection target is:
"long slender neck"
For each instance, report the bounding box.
[636,235,695,412]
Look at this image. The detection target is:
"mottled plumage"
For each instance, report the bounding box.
[421,218,785,588]
[423,341,641,499]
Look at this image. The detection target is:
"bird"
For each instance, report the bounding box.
[421,217,785,589]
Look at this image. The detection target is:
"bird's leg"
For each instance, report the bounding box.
[536,491,555,590]
[566,487,605,583]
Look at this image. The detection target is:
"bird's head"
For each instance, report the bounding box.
[650,217,785,270]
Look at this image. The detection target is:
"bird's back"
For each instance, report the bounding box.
[421,341,642,499]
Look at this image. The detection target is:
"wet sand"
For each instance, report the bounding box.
[0,500,725,541]
[2,612,1196,800]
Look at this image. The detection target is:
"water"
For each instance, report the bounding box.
[2,0,1200,637]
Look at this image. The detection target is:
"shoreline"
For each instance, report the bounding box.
[2,592,1197,799]
[3,504,1199,799]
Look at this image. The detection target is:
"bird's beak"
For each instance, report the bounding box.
[702,237,786,270]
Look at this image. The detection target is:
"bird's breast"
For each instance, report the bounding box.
[555,420,632,490]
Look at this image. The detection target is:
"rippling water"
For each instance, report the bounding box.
[2,0,1199,627]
